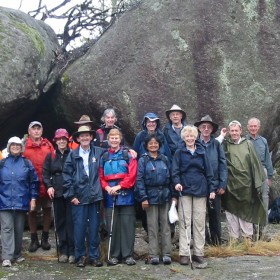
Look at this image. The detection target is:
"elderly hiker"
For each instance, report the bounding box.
[163,104,186,156]
[0,137,39,267]
[172,125,215,267]
[63,126,104,268]
[246,117,273,226]
[194,115,228,246]
[43,129,75,264]
[23,121,55,252]
[99,128,137,266]
[135,134,172,265]
[222,120,266,242]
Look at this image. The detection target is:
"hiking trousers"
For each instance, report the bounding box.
[0,210,26,260]
[146,203,171,257]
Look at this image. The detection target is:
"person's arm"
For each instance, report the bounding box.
[215,128,227,144]
[216,142,228,195]
[119,155,138,189]
[135,157,148,203]
[263,141,274,181]
[171,150,182,198]
[62,152,76,201]
[29,162,39,211]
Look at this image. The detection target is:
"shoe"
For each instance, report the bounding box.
[192,255,207,268]
[41,231,51,250]
[69,255,75,264]
[162,255,171,265]
[29,233,40,252]
[2,260,11,267]
[107,257,119,266]
[76,256,86,268]
[59,255,68,263]
[179,255,190,265]
[125,256,136,266]
[89,259,103,267]
[150,256,159,265]
[15,257,25,263]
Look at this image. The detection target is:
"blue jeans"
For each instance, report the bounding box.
[72,202,101,261]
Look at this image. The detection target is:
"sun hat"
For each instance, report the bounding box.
[74,115,93,125]
[72,126,95,143]
[194,115,219,134]
[165,105,186,122]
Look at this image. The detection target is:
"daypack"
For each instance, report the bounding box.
[268,197,280,224]
[0,157,34,183]
[101,148,130,165]
[141,153,169,170]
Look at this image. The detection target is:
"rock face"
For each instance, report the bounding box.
[60,0,280,161]
[0,7,60,145]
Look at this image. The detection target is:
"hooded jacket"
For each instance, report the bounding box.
[172,141,215,198]
[132,113,171,159]
[0,154,39,211]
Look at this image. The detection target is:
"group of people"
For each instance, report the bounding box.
[0,105,273,269]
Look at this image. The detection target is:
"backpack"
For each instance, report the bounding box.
[0,157,34,183]
[141,153,169,169]
[101,148,130,165]
[268,197,280,224]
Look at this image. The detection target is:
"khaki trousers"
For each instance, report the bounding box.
[178,196,206,257]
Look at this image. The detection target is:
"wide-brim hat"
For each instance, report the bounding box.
[72,126,95,143]
[165,104,186,122]
[194,115,219,134]
[74,115,93,125]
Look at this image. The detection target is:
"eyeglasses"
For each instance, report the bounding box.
[200,124,213,130]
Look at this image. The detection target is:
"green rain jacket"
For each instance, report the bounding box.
[223,137,266,225]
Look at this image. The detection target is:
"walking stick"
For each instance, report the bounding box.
[107,195,117,265]
[51,200,59,262]
[179,191,193,270]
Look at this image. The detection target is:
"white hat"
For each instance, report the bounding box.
[7,136,24,153]
[28,121,42,130]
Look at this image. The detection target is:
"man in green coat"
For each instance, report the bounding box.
[223,120,266,241]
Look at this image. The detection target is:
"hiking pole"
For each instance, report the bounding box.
[51,200,59,262]
[107,195,117,265]
[179,191,193,270]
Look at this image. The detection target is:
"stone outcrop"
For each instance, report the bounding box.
[0,7,60,144]
[60,0,280,161]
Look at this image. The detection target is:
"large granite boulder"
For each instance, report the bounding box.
[60,0,280,162]
[0,7,60,145]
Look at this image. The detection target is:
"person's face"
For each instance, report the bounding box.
[229,124,242,143]
[10,143,22,156]
[169,111,183,125]
[104,113,117,128]
[28,125,43,140]
[77,133,93,148]
[198,122,213,139]
[55,137,68,151]
[108,134,121,149]
[146,120,157,132]
[147,138,160,153]
[183,133,196,148]
[247,119,260,137]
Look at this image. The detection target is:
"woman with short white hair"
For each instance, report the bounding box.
[0,137,39,267]
[172,125,215,268]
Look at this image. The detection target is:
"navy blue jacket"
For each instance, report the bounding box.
[135,153,171,204]
[0,155,39,211]
[132,113,171,159]
[197,136,228,191]
[63,145,104,204]
[43,148,71,198]
[163,122,185,156]
[172,141,215,198]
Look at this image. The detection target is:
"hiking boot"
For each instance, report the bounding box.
[179,255,190,265]
[192,255,207,268]
[15,257,25,263]
[2,260,11,267]
[28,233,40,252]
[69,255,75,264]
[162,255,172,265]
[124,256,136,266]
[89,259,103,267]
[108,257,119,266]
[76,256,86,268]
[41,231,51,250]
[59,255,68,263]
[145,256,159,265]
